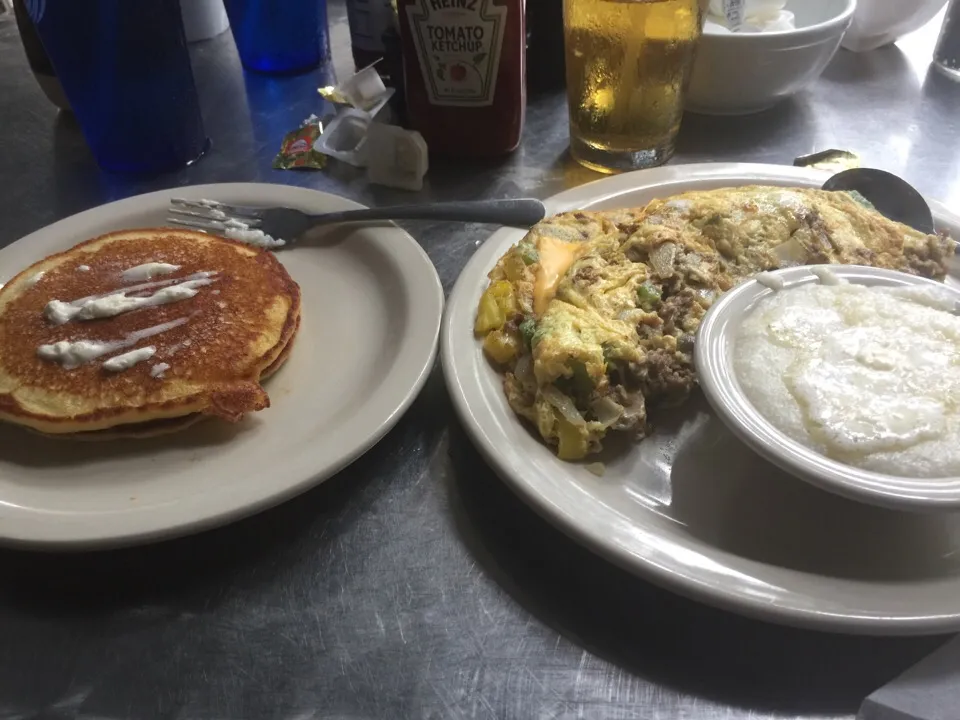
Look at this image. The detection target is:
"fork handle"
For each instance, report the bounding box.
[307,198,547,229]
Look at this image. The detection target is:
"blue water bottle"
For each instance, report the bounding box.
[223,0,331,74]
[25,0,209,174]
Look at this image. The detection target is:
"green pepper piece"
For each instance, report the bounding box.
[637,282,662,311]
[519,317,537,347]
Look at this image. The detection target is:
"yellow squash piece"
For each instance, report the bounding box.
[475,281,518,335]
[483,329,520,365]
[475,288,504,334]
[556,415,589,460]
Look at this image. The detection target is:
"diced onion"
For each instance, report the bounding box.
[696,288,718,304]
[649,242,677,276]
[542,385,586,427]
[514,354,535,389]
[618,309,647,324]
[771,237,808,265]
[590,397,625,428]
[619,393,646,424]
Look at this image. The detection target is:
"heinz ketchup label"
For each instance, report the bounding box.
[405,0,507,107]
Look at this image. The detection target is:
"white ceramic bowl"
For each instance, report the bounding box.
[843,0,948,53]
[686,0,857,115]
[696,264,960,512]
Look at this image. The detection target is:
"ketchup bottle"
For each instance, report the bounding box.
[398,0,526,157]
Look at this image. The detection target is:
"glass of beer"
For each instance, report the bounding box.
[564,0,703,173]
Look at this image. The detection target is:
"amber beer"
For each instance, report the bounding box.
[564,0,702,172]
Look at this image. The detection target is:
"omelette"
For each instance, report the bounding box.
[474,186,955,460]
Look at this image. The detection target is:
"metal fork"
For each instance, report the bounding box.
[167,197,547,244]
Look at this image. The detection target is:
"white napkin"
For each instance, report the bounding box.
[859,636,960,720]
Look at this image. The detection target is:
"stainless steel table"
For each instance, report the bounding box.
[0,6,958,719]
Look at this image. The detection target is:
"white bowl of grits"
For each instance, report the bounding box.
[696,264,960,512]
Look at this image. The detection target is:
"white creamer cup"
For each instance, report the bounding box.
[708,0,789,30]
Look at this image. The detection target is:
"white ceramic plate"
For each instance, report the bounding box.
[0,183,443,548]
[443,163,960,635]
[697,265,960,513]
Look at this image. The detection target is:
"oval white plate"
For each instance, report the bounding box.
[443,163,960,635]
[697,264,960,512]
[0,183,443,548]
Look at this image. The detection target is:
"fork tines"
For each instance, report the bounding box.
[168,198,264,233]
[170,198,264,219]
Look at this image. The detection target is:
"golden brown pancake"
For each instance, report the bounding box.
[39,308,302,442]
[0,228,301,435]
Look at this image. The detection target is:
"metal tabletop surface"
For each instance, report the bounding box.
[1,5,959,719]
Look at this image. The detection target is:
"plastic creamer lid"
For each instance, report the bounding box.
[319,63,394,117]
[339,63,389,112]
[313,110,372,168]
[312,65,397,168]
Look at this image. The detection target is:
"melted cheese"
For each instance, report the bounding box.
[533,236,585,316]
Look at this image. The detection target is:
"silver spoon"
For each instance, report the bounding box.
[821,168,936,235]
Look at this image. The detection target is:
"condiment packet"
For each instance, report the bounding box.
[317,85,351,105]
[273,117,327,170]
[715,0,745,31]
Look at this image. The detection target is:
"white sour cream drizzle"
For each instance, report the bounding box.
[150,362,171,378]
[736,275,960,478]
[120,262,180,283]
[188,200,285,248]
[37,317,188,370]
[222,218,285,249]
[103,346,156,372]
[44,272,216,325]
[68,271,216,307]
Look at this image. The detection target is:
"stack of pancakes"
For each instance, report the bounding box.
[0,228,300,439]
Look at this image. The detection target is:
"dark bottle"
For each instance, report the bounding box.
[935,0,960,80]
[345,0,394,71]
[526,0,565,93]
[12,0,70,110]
